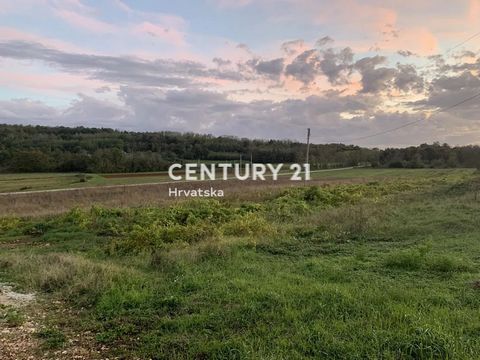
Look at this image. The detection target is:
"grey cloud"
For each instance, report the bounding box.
[415,71,480,119]
[0,95,131,129]
[316,36,334,47]
[442,58,480,73]
[453,50,477,60]
[249,58,284,78]
[285,49,320,85]
[397,50,416,57]
[281,39,305,56]
[355,56,396,93]
[394,64,424,92]
[62,94,131,127]
[212,57,232,67]
[428,54,446,69]
[2,87,479,146]
[431,71,480,92]
[0,40,244,88]
[236,43,251,53]
[319,47,354,84]
[0,99,58,122]
[100,88,479,146]
[110,87,379,138]
[95,86,112,93]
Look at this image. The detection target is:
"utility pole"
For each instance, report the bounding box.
[306,128,311,165]
[304,128,311,186]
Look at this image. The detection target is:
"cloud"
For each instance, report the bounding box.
[281,39,307,56]
[316,36,334,47]
[250,58,285,78]
[0,40,245,88]
[0,98,58,122]
[318,47,354,84]
[117,86,382,138]
[394,64,424,92]
[416,71,480,119]
[397,50,416,57]
[355,55,396,93]
[1,84,479,146]
[53,9,118,33]
[212,57,232,67]
[133,21,186,47]
[285,49,320,85]
[62,94,131,127]
[0,95,131,128]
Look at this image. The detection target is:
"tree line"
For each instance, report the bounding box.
[0,124,479,173]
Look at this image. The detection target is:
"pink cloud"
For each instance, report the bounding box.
[0,26,89,53]
[133,21,186,47]
[54,9,117,33]
[0,66,111,94]
[468,0,480,23]
[377,27,438,56]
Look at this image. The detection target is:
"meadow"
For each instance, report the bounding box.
[0,167,453,194]
[0,168,479,359]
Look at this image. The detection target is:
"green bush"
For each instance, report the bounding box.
[0,217,21,233]
[222,213,275,238]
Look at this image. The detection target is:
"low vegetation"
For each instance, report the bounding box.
[1,169,479,358]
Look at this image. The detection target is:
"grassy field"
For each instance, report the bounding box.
[0,167,461,193]
[1,168,480,359]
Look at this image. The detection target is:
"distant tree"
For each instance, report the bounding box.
[9,150,53,172]
[0,124,479,173]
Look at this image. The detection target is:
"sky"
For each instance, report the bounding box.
[0,0,480,147]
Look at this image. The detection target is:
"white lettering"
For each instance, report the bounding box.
[168,164,182,181]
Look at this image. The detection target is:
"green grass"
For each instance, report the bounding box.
[0,169,480,358]
[35,327,67,349]
[0,305,25,327]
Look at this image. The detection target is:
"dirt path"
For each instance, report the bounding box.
[0,169,366,217]
[0,283,113,360]
[0,283,39,359]
[0,167,355,196]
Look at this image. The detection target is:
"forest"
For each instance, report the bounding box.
[0,123,479,173]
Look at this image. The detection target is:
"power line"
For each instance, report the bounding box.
[446,30,480,54]
[343,91,480,142]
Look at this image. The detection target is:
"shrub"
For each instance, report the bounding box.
[0,217,21,233]
[222,213,275,238]
[110,221,220,255]
[62,207,90,229]
[167,200,233,225]
[22,221,53,236]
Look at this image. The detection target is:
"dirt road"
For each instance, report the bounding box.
[0,168,362,217]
